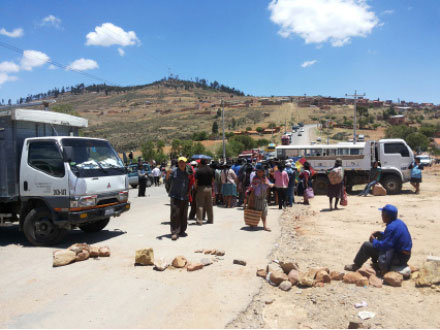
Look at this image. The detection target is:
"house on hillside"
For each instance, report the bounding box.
[433,138,440,150]
[263,129,276,135]
[388,115,406,125]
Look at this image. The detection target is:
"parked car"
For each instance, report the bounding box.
[127,163,153,188]
[415,155,433,167]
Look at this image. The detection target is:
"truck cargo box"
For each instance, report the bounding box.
[0,109,88,202]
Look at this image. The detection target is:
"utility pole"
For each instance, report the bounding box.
[345,90,366,144]
[221,99,226,162]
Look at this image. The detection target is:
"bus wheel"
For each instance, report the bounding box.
[313,175,329,195]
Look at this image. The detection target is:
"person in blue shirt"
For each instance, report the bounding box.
[345,204,412,275]
[409,158,424,194]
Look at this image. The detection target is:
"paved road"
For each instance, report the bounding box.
[290,124,317,145]
[0,187,281,328]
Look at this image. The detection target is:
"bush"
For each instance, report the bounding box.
[192,131,208,141]
[406,132,429,151]
[385,125,417,140]
[256,127,264,133]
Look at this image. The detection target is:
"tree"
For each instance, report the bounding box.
[268,122,276,129]
[231,118,236,129]
[141,141,156,161]
[216,108,221,118]
[406,132,429,151]
[386,125,417,140]
[256,138,270,147]
[212,121,219,134]
[256,127,264,133]
[419,125,436,138]
[246,127,252,131]
[156,140,165,154]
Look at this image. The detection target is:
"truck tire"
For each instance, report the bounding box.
[23,208,66,246]
[130,184,138,189]
[313,175,329,195]
[381,175,402,195]
[79,218,110,233]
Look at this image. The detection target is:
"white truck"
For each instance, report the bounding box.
[276,139,414,195]
[0,108,130,246]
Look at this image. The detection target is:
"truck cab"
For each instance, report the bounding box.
[0,108,130,245]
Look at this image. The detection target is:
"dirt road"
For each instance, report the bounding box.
[229,166,440,329]
[0,188,282,328]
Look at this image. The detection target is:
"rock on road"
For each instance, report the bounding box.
[0,188,281,328]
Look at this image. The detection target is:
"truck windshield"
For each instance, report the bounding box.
[62,138,125,177]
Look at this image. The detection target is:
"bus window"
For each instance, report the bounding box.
[327,149,337,156]
[350,148,362,155]
[311,148,323,156]
[338,148,349,156]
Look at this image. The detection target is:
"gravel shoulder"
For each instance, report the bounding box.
[228,166,440,329]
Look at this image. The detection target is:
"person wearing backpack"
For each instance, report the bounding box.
[409,158,424,194]
[327,159,344,210]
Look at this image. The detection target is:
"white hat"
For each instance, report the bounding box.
[190,161,197,166]
[285,162,292,167]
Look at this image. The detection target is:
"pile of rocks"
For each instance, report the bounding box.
[257,261,415,291]
[134,248,225,272]
[53,243,110,267]
[413,261,440,288]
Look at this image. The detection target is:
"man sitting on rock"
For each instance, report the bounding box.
[344,204,412,275]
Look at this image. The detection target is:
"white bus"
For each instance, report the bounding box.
[276,139,414,195]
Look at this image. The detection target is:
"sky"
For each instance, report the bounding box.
[0,0,440,104]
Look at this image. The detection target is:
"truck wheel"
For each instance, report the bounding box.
[381,175,402,195]
[23,208,66,246]
[313,175,329,195]
[79,218,110,233]
[346,185,353,194]
[130,184,138,189]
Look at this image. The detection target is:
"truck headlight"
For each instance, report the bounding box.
[118,190,129,202]
[70,195,97,208]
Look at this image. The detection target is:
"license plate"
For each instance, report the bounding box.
[104,208,115,216]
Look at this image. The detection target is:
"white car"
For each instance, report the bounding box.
[416,155,433,167]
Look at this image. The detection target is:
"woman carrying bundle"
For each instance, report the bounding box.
[327,158,345,210]
[247,164,274,231]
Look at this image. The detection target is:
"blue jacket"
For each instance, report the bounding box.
[285,168,296,188]
[372,218,412,253]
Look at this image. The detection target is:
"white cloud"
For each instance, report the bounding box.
[85,23,140,47]
[268,0,379,47]
[301,60,317,68]
[20,50,50,71]
[41,15,62,29]
[66,58,99,71]
[382,9,394,15]
[118,47,125,56]
[0,61,20,73]
[0,27,24,38]
[48,64,57,70]
[0,72,18,86]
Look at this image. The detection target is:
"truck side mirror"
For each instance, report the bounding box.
[62,146,74,163]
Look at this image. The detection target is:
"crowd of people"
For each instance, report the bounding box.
[134,153,425,276]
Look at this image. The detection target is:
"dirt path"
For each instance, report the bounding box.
[0,187,282,328]
[229,166,440,329]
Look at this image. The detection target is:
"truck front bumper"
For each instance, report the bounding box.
[55,202,131,226]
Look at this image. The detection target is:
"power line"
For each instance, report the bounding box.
[0,40,115,85]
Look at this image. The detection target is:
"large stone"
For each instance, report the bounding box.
[89,246,100,258]
[299,270,316,287]
[270,271,289,286]
[201,258,213,266]
[53,250,77,267]
[233,259,247,266]
[154,259,169,271]
[204,249,213,254]
[172,256,187,268]
[187,263,204,272]
[68,243,90,254]
[257,269,267,278]
[369,274,383,288]
[415,262,440,287]
[76,250,90,262]
[358,265,376,278]
[330,271,344,281]
[343,272,367,285]
[383,271,403,287]
[279,261,299,275]
[98,246,111,257]
[279,281,293,291]
[315,270,331,283]
[288,269,300,285]
[215,250,225,256]
[356,276,369,287]
[135,248,154,265]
